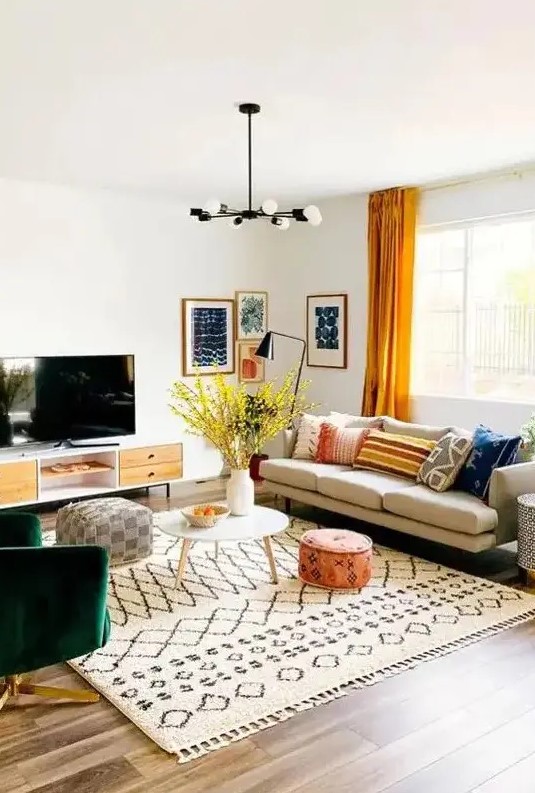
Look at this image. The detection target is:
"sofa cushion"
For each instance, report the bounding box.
[317,470,416,511]
[329,412,384,430]
[383,484,498,535]
[383,417,451,442]
[260,459,351,492]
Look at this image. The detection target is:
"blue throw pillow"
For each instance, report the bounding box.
[456,425,521,501]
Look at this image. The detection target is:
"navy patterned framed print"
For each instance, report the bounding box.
[306,293,348,368]
[182,298,235,376]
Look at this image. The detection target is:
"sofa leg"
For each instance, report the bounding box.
[284,497,291,514]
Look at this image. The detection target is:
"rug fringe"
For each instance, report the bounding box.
[173,605,535,763]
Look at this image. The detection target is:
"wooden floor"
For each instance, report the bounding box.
[3,487,535,793]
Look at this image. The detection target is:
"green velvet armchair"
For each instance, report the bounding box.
[0,512,110,710]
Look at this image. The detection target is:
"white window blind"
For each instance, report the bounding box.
[411,214,535,401]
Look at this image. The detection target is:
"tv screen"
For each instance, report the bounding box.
[0,355,135,448]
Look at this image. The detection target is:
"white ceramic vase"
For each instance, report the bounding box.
[226,468,255,516]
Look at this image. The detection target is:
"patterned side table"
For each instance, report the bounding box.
[517,493,535,576]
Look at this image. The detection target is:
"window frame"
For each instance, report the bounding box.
[412,210,535,402]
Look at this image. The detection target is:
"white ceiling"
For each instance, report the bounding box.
[2,0,535,203]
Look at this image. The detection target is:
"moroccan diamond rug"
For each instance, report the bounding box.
[69,512,535,763]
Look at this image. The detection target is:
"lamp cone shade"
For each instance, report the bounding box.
[255,332,274,360]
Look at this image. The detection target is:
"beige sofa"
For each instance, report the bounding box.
[260,416,535,552]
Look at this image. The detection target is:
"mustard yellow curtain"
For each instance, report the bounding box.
[361,187,418,421]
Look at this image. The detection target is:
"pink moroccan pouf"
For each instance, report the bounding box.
[299,529,373,590]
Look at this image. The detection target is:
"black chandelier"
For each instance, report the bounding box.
[189,103,322,229]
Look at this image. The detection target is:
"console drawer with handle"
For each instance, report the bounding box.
[119,444,182,470]
[119,461,182,487]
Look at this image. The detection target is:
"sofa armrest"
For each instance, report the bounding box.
[282,429,297,459]
[0,545,110,676]
[488,461,535,544]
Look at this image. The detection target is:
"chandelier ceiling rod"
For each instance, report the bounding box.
[189,102,322,229]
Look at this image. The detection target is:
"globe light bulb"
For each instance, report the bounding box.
[278,217,290,231]
[203,199,221,216]
[230,216,243,228]
[261,199,278,216]
[303,204,322,226]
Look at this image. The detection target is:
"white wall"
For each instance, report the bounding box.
[265,195,368,417]
[412,169,535,434]
[0,178,269,479]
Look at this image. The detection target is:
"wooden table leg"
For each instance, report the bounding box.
[263,536,278,584]
[176,538,193,588]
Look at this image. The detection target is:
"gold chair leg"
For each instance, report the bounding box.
[0,685,9,712]
[0,674,99,708]
[17,683,99,703]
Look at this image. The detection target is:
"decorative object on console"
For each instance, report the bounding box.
[170,370,311,515]
[306,293,348,369]
[237,341,265,383]
[56,497,153,566]
[236,290,268,340]
[456,425,521,502]
[189,103,322,230]
[255,330,307,422]
[181,298,235,376]
[417,432,473,492]
[316,423,370,465]
[354,429,436,479]
[299,528,373,589]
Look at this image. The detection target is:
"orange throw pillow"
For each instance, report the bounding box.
[354,429,436,479]
[316,424,370,465]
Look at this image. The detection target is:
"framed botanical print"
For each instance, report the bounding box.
[237,341,265,383]
[181,298,235,376]
[306,293,348,369]
[235,290,268,340]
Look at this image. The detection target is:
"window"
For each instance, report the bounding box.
[412,214,535,401]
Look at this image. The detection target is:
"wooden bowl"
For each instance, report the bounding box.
[181,504,230,528]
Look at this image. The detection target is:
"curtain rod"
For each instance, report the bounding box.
[422,162,535,193]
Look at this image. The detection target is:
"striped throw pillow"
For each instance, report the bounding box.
[316,424,370,465]
[354,430,436,479]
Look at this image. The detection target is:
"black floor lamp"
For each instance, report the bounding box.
[255,331,307,422]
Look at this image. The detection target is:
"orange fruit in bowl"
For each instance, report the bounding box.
[193,507,204,517]
[204,506,215,516]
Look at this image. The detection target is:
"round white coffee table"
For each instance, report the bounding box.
[158,505,289,587]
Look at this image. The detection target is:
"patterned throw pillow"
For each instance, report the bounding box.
[456,425,521,501]
[417,432,473,492]
[316,424,370,465]
[354,430,436,480]
[292,414,329,460]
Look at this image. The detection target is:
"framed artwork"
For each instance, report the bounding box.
[181,298,235,376]
[306,293,348,369]
[235,291,268,340]
[237,341,265,383]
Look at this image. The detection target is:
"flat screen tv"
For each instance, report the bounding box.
[0,355,135,448]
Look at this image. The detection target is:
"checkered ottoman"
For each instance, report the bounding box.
[56,497,153,565]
